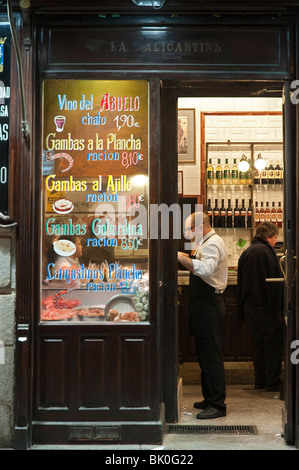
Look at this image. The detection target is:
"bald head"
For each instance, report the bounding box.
[189,212,210,228]
[184,212,212,242]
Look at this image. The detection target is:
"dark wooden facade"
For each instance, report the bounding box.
[4,0,299,449]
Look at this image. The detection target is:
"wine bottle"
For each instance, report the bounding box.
[268,160,275,184]
[240,199,246,228]
[215,159,223,184]
[254,201,260,228]
[220,199,226,227]
[223,158,231,184]
[246,168,252,185]
[213,199,220,228]
[207,199,213,226]
[277,201,283,228]
[231,159,239,184]
[259,202,265,223]
[271,202,277,224]
[274,160,282,185]
[234,199,240,228]
[261,165,268,184]
[247,199,252,228]
[253,168,261,185]
[239,167,246,185]
[207,159,214,185]
[265,201,271,222]
[226,199,233,228]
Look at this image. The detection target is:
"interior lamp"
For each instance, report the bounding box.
[131,174,148,186]
[254,153,266,170]
[131,0,166,7]
[238,154,250,172]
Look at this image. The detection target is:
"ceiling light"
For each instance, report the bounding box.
[131,0,166,8]
[254,153,266,171]
[238,154,250,172]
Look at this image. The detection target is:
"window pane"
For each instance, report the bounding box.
[41,80,149,323]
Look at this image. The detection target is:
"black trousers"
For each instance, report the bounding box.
[191,295,226,410]
[244,304,283,389]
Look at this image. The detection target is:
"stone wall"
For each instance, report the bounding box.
[0,227,16,448]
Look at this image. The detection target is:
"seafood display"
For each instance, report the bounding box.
[76,307,105,321]
[53,287,76,308]
[131,285,149,321]
[41,285,149,322]
[104,294,138,321]
[107,310,140,322]
[41,294,80,321]
[41,308,77,321]
[41,294,105,322]
[42,258,149,322]
[42,294,80,310]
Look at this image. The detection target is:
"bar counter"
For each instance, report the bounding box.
[178,269,238,286]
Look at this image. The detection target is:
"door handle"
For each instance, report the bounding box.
[265,254,286,283]
[279,254,287,281]
[277,252,297,285]
[0,212,18,228]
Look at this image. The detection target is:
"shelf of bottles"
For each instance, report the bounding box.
[205,142,283,265]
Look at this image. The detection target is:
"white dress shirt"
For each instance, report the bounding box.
[192,229,228,293]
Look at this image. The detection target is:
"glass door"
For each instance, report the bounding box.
[32,79,163,445]
[282,80,297,444]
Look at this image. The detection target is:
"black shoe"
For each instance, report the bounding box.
[193,400,208,409]
[254,385,265,389]
[196,406,226,420]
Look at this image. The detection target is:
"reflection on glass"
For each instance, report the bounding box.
[41,80,149,323]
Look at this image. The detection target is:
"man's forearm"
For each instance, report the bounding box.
[178,252,194,272]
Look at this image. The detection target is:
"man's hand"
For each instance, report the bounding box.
[178,251,189,259]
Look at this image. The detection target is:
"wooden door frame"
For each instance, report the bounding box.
[161,86,180,423]
[161,81,299,439]
[11,6,298,446]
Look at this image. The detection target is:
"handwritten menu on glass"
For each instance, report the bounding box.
[41,80,149,323]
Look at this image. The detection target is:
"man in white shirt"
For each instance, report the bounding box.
[178,212,228,419]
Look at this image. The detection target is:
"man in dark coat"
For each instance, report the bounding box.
[237,222,284,391]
